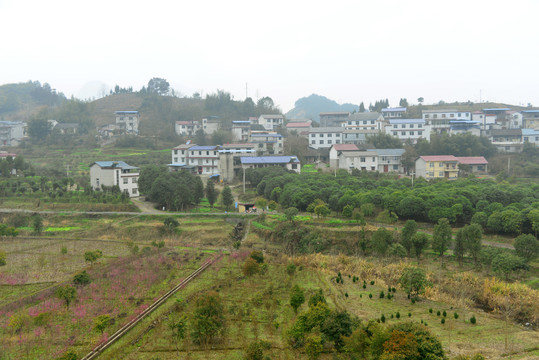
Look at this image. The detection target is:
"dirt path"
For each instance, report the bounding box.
[130,197,163,214]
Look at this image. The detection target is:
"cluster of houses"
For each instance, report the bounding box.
[85,106,538,197]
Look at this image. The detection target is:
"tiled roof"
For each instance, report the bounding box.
[419,155,458,162]
[189,146,220,151]
[331,144,359,151]
[382,107,407,112]
[286,122,311,128]
[455,156,488,165]
[348,112,382,121]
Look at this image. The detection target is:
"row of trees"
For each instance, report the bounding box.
[249,168,538,235]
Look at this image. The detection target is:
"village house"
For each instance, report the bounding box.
[0,121,25,147]
[308,127,343,149]
[115,111,139,135]
[286,120,312,134]
[381,119,431,143]
[338,150,378,172]
[371,148,405,173]
[240,156,301,173]
[522,128,539,146]
[521,110,539,129]
[415,155,459,180]
[488,129,523,153]
[184,145,220,175]
[90,161,139,197]
[258,114,284,131]
[343,112,383,130]
[329,144,359,168]
[422,109,471,133]
[249,131,284,154]
[381,107,407,119]
[455,156,488,175]
[231,120,251,142]
[175,120,201,136]
[342,129,378,145]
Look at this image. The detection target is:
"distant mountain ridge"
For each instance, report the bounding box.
[286,94,359,122]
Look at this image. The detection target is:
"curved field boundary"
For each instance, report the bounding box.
[80,253,223,360]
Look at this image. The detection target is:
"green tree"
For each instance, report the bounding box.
[147,77,170,95]
[27,118,51,141]
[401,220,418,256]
[399,267,427,300]
[454,228,466,267]
[56,285,76,309]
[84,250,103,266]
[432,218,452,265]
[191,291,226,345]
[244,340,270,360]
[222,185,234,211]
[342,204,354,218]
[388,243,407,261]
[314,204,331,218]
[205,180,219,209]
[290,284,305,314]
[305,334,323,360]
[73,270,91,286]
[32,214,43,234]
[367,133,403,149]
[169,314,187,351]
[94,314,111,334]
[285,207,299,222]
[242,257,261,276]
[491,252,528,280]
[514,234,539,262]
[163,216,180,234]
[359,102,366,112]
[372,228,394,257]
[0,249,6,266]
[463,224,483,265]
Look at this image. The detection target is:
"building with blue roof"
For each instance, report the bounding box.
[90,161,140,197]
[522,110,539,129]
[382,107,407,119]
[522,128,539,146]
[240,156,300,173]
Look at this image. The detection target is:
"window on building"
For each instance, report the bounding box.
[393,165,398,170]
[402,124,406,128]
[96,178,99,187]
[433,114,438,119]
[311,134,315,137]
[450,114,454,118]
[360,157,366,162]
[371,166,375,171]
[336,140,340,144]
[418,131,423,136]
[132,188,138,195]
[425,115,429,119]
[292,164,297,169]
[328,140,332,144]
[429,162,434,168]
[409,124,414,128]
[311,140,315,144]
[401,131,406,135]
[336,133,340,137]
[123,178,128,184]
[458,113,461,117]
[439,172,444,176]
[174,157,178,162]
[363,120,367,124]
[393,132,397,136]
[393,124,397,128]
[328,133,332,137]
[199,151,202,155]
[371,120,375,124]
[372,157,375,162]
[132,178,138,183]
[320,140,324,144]
[410,131,414,135]
[418,124,422,128]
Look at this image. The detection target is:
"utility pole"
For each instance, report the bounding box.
[243,166,246,193]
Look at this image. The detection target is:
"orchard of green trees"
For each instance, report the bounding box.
[248,167,538,237]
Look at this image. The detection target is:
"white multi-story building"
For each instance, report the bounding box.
[343,112,383,130]
[258,114,284,131]
[370,148,405,173]
[185,145,220,175]
[90,161,139,197]
[522,110,539,129]
[219,144,257,182]
[338,150,378,172]
[382,119,431,143]
[342,129,378,145]
[115,111,139,135]
[422,109,471,133]
[231,120,251,142]
[522,129,539,146]
[0,121,25,146]
[249,131,284,154]
[171,143,195,164]
[308,127,343,149]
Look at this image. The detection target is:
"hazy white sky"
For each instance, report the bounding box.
[1,0,538,112]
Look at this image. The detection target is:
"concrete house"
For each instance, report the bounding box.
[258,115,284,131]
[370,148,405,173]
[522,128,539,146]
[488,129,523,153]
[522,110,539,129]
[249,131,284,155]
[381,107,407,119]
[338,150,378,172]
[329,144,359,168]
[175,121,201,136]
[185,145,221,175]
[0,121,25,146]
[90,161,139,197]
[240,156,301,173]
[319,112,350,127]
[455,156,488,174]
[381,119,431,143]
[415,155,459,180]
[308,127,343,149]
[343,112,383,130]
[422,109,471,133]
[115,111,139,135]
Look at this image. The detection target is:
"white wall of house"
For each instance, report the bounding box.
[308,128,343,149]
[90,163,139,197]
[383,121,431,143]
[338,151,378,172]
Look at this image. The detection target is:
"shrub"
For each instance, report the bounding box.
[379,291,385,299]
[437,311,441,316]
[396,312,400,319]
[0,249,6,266]
[380,314,386,323]
[61,246,68,255]
[370,280,375,285]
[470,316,477,324]
[369,293,373,299]
[249,250,264,264]
[73,270,91,286]
[454,312,459,319]
[442,310,447,317]
[362,284,366,289]
[242,258,260,276]
[286,262,296,276]
[408,312,412,317]
[441,318,445,324]
[429,308,433,313]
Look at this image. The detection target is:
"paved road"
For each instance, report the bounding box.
[0,208,259,217]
